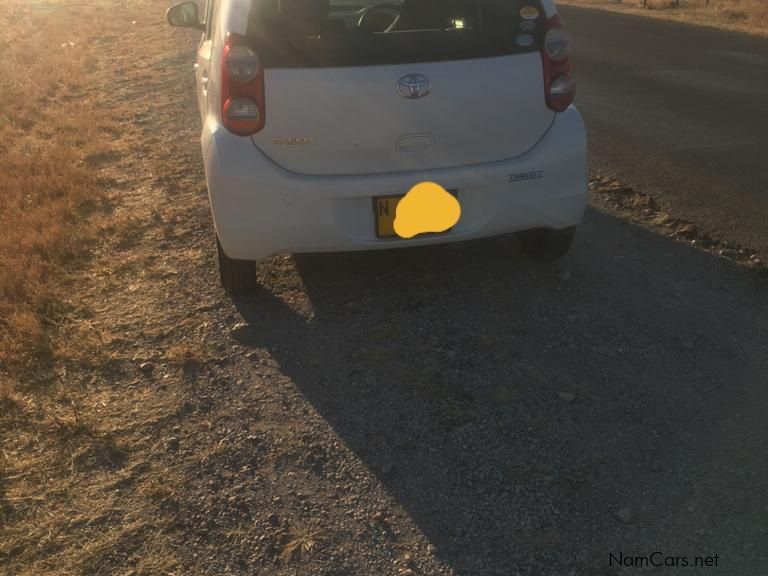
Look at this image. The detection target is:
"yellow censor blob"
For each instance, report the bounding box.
[393,182,462,239]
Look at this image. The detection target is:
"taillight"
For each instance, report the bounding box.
[222,33,265,136]
[541,15,575,113]
[544,25,571,62]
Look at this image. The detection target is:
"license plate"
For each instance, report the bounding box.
[373,195,403,238]
[373,191,457,239]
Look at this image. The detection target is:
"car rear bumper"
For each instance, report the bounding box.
[203,107,587,261]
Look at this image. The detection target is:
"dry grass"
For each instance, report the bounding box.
[281,522,323,563]
[0,1,186,574]
[165,340,208,365]
[558,0,768,36]
[0,1,112,560]
[0,1,116,373]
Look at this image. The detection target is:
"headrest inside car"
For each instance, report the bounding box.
[262,0,329,24]
[396,0,437,29]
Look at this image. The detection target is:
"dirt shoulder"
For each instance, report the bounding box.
[558,0,768,37]
[2,1,768,575]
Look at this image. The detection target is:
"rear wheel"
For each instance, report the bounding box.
[517,226,576,262]
[216,235,258,295]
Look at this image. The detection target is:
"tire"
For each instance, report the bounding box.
[517,226,576,262]
[216,235,258,295]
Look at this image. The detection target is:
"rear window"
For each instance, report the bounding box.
[245,0,546,68]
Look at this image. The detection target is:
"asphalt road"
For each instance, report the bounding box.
[561,6,768,257]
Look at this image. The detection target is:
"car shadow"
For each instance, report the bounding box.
[229,207,768,575]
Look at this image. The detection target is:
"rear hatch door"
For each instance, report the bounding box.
[248,0,553,176]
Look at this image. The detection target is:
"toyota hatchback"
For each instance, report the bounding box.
[167,0,587,294]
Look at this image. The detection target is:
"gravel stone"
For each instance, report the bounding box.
[616,508,633,524]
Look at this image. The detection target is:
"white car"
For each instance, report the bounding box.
[167,0,587,294]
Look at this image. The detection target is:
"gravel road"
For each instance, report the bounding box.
[26,3,768,575]
[562,5,768,260]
